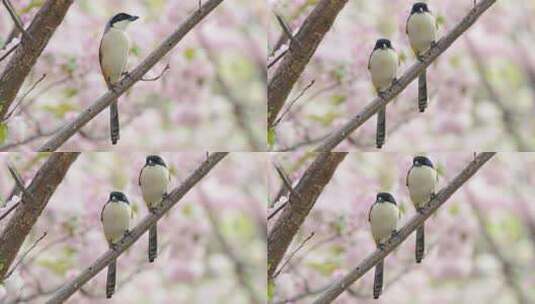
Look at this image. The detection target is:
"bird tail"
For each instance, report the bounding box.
[373,259,384,299]
[110,100,120,145]
[376,105,386,149]
[106,259,117,299]
[149,223,158,263]
[418,69,427,113]
[416,223,425,263]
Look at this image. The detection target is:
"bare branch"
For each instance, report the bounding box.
[139,64,170,81]
[2,0,31,41]
[45,153,228,303]
[0,0,74,120]
[314,0,497,152]
[37,0,225,152]
[312,153,496,304]
[273,79,315,127]
[6,162,34,203]
[4,231,47,279]
[268,152,347,279]
[268,0,349,129]
[273,231,314,278]
[4,73,47,121]
[0,152,80,280]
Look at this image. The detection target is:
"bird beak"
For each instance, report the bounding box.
[129,15,139,22]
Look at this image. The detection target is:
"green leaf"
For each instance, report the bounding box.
[268,128,276,148]
[0,123,8,145]
[267,280,275,300]
[184,48,196,61]
[306,261,338,276]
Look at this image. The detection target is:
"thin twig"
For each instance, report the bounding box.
[268,49,288,69]
[140,63,170,81]
[4,232,47,279]
[2,0,31,41]
[273,232,315,278]
[6,163,34,203]
[274,13,299,48]
[4,73,47,121]
[312,153,496,304]
[273,79,315,127]
[0,42,19,62]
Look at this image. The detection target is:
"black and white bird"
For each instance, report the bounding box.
[368,39,399,149]
[368,192,400,299]
[99,13,139,145]
[406,2,437,113]
[139,155,170,262]
[101,191,132,298]
[406,156,438,263]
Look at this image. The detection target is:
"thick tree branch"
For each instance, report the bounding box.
[268,152,347,279]
[0,0,74,120]
[267,0,348,129]
[38,0,224,152]
[314,0,497,152]
[45,152,228,304]
[0,152,80,281]
[312,152,496,304]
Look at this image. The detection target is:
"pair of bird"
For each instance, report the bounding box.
[369,2,438,148]
[100,155,170,298]
[368,155,438,299]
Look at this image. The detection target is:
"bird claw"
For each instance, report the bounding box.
[123,229,133,238]
[417,207,425,215]
[121,71,132,80]
[377,91,387,100]
[390,230,400,239]
[377,243,385,251]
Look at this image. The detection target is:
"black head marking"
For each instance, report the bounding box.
[376,192,397,205]
[413,156,434,168]
[109,191,129,204]
[411,2,430,15]
[146,155,167,167]
[109,13,139,27]
[374,38,393,51]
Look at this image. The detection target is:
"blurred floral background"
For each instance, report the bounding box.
[0,152,266,303]
[0,0,267,151]
[268,0,535,151]
[268,152,535,303]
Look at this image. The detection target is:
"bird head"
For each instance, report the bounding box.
[108,13,139,30]
[146,155,167,167]
[374,38,393,51]
[109,191,130,204]
[413,156,434,168]
[411,2,430,14]
[376,192,397,205]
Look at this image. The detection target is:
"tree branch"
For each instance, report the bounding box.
[0,152,80,280]
[268,152,347,279]
[0,0,74,120]
[312,152,496,304]
[37,0,224,152]
[314,0,497,152]
[2,0,31,41]
[45,152,228,303]
[267,0,349,129]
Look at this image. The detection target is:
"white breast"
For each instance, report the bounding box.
[407,12,436,55]
[407,166,437,207]
[370,202,399,244]
[102,202,131,244]
[100,28,130,84]
[369,49,398,91]
[140,165,169,208]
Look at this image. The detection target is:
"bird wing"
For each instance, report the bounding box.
[138,165,144,186]
[406,166,412,187]
[98,33,112,89]
[368,203,374,222]
[100,202,107,222]
[367,50,373,70]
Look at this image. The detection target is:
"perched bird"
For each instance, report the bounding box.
[101,191,132,298]
[139,155,170,262]
[406,156,438,263]
[368,192,400,299]
[406,2,437,112]
[99,13,139,145]
[368,38,399,149]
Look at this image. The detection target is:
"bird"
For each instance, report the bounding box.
[406,2,437,113]
[368,192,400,299]
[406,155,438,263]
[139,155,170,262]
[368,38,399,149]
[100,191,132,298]
[99,13,139,145]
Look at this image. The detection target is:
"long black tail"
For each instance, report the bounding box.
[110,100,120,145]
[418,69,428,113]
[106,259,117,298]
[416,223,425,263]
[149,223,158,263]
[376,106,386,149]
[373,259,384,299]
